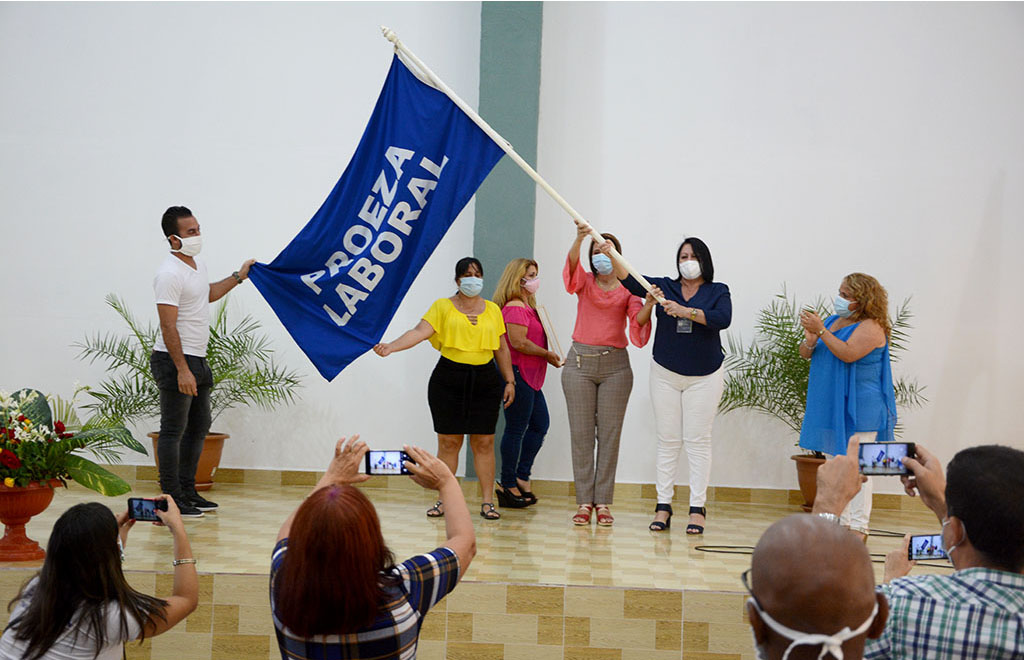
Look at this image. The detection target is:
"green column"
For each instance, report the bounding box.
[466,1,543,481]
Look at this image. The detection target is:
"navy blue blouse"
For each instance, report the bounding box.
[622,275,732,376]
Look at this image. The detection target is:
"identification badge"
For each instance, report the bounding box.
[676,318,693,334]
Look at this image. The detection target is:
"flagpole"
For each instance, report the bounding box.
[380,26,665,303]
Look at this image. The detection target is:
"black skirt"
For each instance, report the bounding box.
[427,356,504,435]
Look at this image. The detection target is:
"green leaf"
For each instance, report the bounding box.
[12,389,53,428]
[64,454,132,496]
[71,427,148,455]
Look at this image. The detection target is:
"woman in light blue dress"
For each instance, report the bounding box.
[798,273,897,539]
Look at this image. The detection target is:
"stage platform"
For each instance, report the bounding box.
[0,472,951,660]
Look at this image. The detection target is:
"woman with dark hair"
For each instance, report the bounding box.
[562,219,652,526]
[492,258,563,510]
[799,273,896,540]
[374,254,512,517]
[604,237,731,534]
[272,436,475,659]
[374,257,515,520]
[0,497,197,659]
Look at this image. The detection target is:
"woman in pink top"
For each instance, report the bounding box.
[493,258,563,510]
[562,220,653,526]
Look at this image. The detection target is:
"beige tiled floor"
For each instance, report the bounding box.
[3,480,953,590]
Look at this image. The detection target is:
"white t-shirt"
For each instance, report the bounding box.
[153,254,210,357]
[0,580,142,660]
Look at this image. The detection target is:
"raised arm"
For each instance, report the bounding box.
[404,445,476,579]
[277,436,370,542]
[567,218,591,272]
[374,319,435,357]
[141,495,199,637]
[209,259,255,302]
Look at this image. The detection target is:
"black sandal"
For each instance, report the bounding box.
[686,506,706,535]
[516,479,538,506]
[649,503,672,531]
[495,483,529,509]
[480,503,500,520]
[426,500,444,518]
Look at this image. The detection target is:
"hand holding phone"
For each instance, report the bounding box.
[365,450,415,475]
[908,533,948,561]
[128,497,168,522]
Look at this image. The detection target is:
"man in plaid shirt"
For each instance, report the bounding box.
[813,440,1024,659]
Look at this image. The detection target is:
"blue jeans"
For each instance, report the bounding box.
[499,366,550,489]
[150,351,213,498]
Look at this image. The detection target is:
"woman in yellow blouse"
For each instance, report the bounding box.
[374,257,516,520]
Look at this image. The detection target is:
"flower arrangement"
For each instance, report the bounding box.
[0,387,146,496]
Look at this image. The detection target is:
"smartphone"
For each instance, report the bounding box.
[128,497,167,522]
[857,442,915,476]
[365,450,413,476]
[908,533,947,561]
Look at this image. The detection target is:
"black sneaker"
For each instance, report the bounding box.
[173,498,205,518]
[188,492,218,512]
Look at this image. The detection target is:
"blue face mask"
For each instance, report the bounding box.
[458,276,483,298]
[834,296,854,318]
[591,253,613,275]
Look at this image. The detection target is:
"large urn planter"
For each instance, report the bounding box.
[791,454,826,512]
[0,479,63,561]
[148,433,228,492]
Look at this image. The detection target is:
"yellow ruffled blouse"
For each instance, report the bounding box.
[422,297,506,365]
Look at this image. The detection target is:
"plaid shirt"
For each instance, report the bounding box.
[270,539,460,660]
[865,567,1024,659]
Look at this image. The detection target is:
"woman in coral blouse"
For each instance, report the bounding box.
[374,257,515,520]
[563,220,652,526]
[492,258,563,510]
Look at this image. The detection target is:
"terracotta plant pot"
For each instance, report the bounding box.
[0,479,63,561]
[792,454,826,512]
[148,433,228,492]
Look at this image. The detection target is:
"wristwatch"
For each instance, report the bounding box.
[232,271,243,284]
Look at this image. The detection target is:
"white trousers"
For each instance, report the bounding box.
[836,431,875,534]
[649,360,725,507]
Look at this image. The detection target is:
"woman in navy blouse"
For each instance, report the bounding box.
[602,237,731,534]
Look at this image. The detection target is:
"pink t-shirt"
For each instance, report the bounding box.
[501,304,548,391]
[563,257,652,349]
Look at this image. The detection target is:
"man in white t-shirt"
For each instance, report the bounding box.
[151,206,254,517]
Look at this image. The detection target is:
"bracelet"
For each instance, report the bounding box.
[804,339,816,349]
[816,512,840,525]
[173,558,197,566]
[690,308,697,320]
[232,271,243,284]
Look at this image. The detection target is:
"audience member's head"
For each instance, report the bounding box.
[746,515,888,660]
[944,444,1024,572]
[273,484,397,637]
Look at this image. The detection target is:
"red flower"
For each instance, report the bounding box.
[6,429,14,440]
[54,421,66,434]
[17,415,26,422]
[0,449,21,470]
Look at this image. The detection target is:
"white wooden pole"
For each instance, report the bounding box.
[380,26,665,303]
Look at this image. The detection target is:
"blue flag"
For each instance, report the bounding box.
[249,56,504,380]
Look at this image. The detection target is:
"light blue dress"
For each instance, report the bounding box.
[799,315,897,455]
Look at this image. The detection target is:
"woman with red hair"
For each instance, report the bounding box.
[271,436,475,659]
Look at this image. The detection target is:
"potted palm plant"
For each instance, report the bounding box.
[76,294,302,490]
[718,287,926,509]
[0,387,143,560]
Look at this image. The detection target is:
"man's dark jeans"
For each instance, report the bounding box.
[150,350,213,499]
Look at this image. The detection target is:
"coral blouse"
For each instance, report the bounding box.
[563,257,651,349]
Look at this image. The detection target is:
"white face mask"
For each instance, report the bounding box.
[747,597,878,660]
[941,518,960,559]
[678,259,701,280]
[172,234,202,257]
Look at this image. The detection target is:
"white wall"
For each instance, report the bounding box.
[532,2,1024,493]
[0,2,483,475]
[3,3,1022,493]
